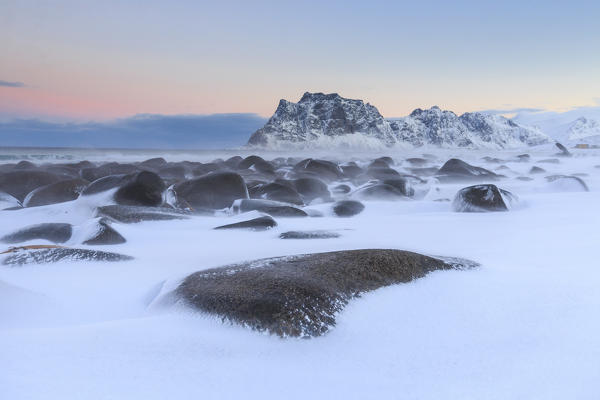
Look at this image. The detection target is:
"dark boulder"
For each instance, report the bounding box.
[436,159,498,182]
[173,172,248,209]
[82,219,126,245]
[174,249,478,337]
[231,199,308,217]
[82,174,130,195]
[279,230,341,239]
[405,157,428,166]
[332,184,351,194]
[95,205,191,223]
[114,171,166,207]
[1,223,73,244]
[80,163,140,182]
[332,200,365,217]
[382,178,414,197]
[529,166,546,174]
[293,159,342,181]
[545,175,589,192]
[214,216,277,231]
[367,166,401,180]
[0,170,67,202]
[249,182,303,205]
[340,163,363,179]
[452,184,514,212]
[353,183,406,200]
[555,142,571,157]
[138,157,167,169]
[293,178,330,202]
[2,246,133,266]
[23,178,88,207]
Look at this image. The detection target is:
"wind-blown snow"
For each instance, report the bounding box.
[1,148,600,399]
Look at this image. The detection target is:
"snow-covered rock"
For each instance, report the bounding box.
[248,92,550,149]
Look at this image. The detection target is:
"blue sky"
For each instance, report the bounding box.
[1,0,599,147]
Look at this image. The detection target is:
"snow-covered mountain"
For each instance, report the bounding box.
[248,92,550,149]
[513,108,600,145]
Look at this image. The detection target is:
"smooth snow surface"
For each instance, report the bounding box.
[2,148,600,399]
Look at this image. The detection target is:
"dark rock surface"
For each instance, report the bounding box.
[436,159,498,182]
[214,216,277,231]
[82,174,130,195]
[174,172,248,209]
[2,247,133,266]
[23,178,88,207]
[114,171,166,207]
[452,184,513,212]
[1,223,73,244]
[231,199,307,217]
[332,200,365,217]
[175,249,478,337]
[279,230,341,239]
[353,184,406,200]
[0,170,67,202]
[249,182,303,205]
[96,205,190,223]
[82,219,127,245]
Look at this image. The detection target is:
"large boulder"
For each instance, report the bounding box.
[114,171,166,207]
[80,163,140,182]
[174,249,478,337]
[293,159,342,181]
[0,170,67,202]
[82,174,131,195]
[436,158,498,182]
[452,184,514,212]
[1,223,73,244]
[173,172,248,209]
[23,178,88,207]
[353,183,407,201]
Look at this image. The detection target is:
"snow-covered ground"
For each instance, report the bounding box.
[2,147,600,399]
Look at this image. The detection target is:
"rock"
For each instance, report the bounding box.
[237,156,275,174]
[293,177,330,202]
[436,159,498,182]
[0,170,67,202]
[405,157,428,166]
[529,166,546,174]
[279,230,341,239]
[249,182,303,205]
[555,142,572,157]
[173,172,248,209]
[516,154,531,162]
[516,176,533,181]
[544,175,589,192]
[2,246,133,266]
[409,167,439,177]
[23,178,88,207]
[214,216,277,231]
[174,249,478,337]
[96,205,191,223]
[353,184,406,200]
[1,223,73,244]
[452,184,514,212]
[340,163,363,179]
[139,157,167,169]
[114,171,166,207]
[80,163,140,182]
[537,158,560,164]
[82,219,126,245]
[382,178,414,197]
[293,159,342,181]
[157,165,187,183]
[231,199,308,217]
[332,200,365,217]
[366,166,401,180]
[332,184,351,194]
[82,174,131,195]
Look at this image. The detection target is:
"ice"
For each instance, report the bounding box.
[1,147,600,399]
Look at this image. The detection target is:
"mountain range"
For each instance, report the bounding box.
[248,92,550,149]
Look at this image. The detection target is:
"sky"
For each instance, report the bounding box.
[1,0,600,122]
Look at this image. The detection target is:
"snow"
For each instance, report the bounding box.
[2,148,600,399]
